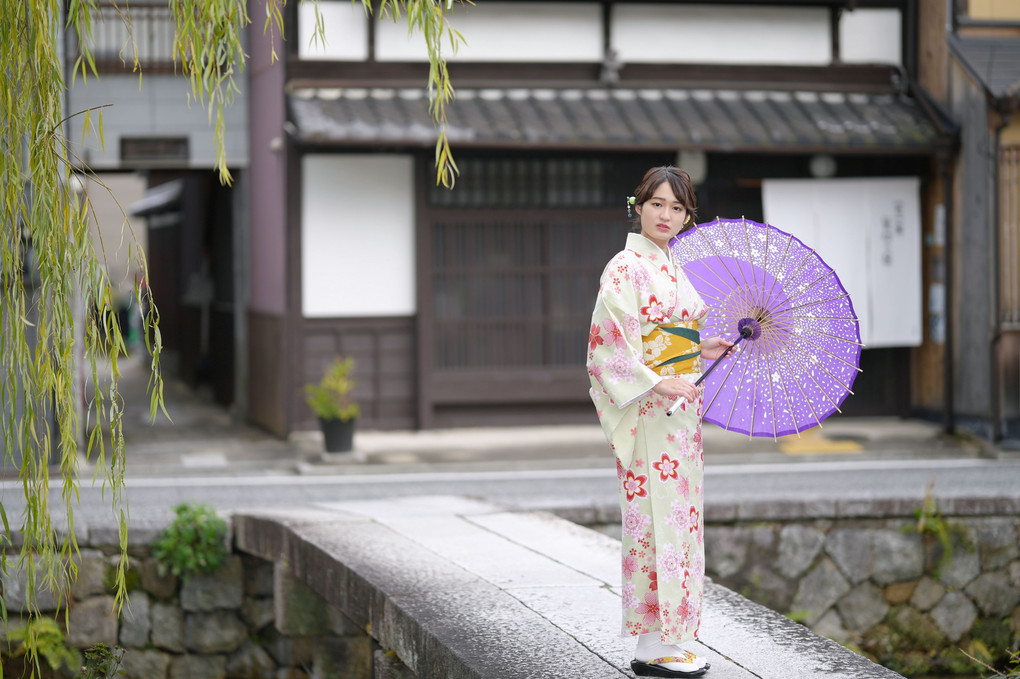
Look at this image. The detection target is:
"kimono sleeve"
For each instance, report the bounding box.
[586,258,661,408]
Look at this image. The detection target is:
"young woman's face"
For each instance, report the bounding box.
[636,181,688,251]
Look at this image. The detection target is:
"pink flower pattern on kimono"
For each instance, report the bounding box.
[652,453,680,481]
[602,318,626,349]
[666,500,695,536]
[630,265,653,294]
[623,504,652,540]
[641,295,668,323]
[623,313,642,341]
[623,470,648,502]
[657,543,687,583]
[634,591,660,627]
[622,554,639,580]
[605,346,636,384]
[676,475,690,500]
[589,234,707,646]
[622,582,639,610]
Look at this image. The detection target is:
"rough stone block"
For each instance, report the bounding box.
[274,562,330,636]
[1,558,66,613]
[811,609,850,644]
[883,580,917,605]
[170,654,227,679]
[181,556,243,611]
[889,606,947,652]
[119,648,171,679]
[972,518,1020,570]
[262,627,315,668]
[67,595,118,648]
[185,611,248,654]
[1011,560,1020,591]
[837,583,889,632]
[743,564,795,613]
[227,642,277,679]
[776,525,826,579]
[373,648,416,679]
[791,557,851,626]
[705,526,751,579]
[825,529,872,584]
[119,590,152,648]
[312,635,372,679]
[910,576,945,611]
[71,549,109,600]
[242,554,275,597]
[152,601,186,652]
[871,530,923,585]
[1012,606,1020,636]
[930,590,978,642]
[964,571,1020,617]
[242,596,276,630]
[932,534,980,588]
[140,558,179,600]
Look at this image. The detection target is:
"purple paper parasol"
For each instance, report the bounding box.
[670,217,862,438]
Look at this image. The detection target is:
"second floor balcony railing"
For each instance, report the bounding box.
[75,2,176,74]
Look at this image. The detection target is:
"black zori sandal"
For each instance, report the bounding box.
[630,652,710,678]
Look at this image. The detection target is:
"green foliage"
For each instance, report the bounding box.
[305,357,361,422]
[906,481,972,576]
[5,618,81,673]
[81,643,125,679]
[152,503,229,580]
[2,0,457,672]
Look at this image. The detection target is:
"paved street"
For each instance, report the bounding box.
[3,355,1011,534]
[1,456,1015,532]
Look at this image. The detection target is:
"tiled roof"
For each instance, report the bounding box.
[949,36,1020,100]
[288,86,946,153]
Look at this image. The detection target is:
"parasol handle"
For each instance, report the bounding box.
[665,329,751,417]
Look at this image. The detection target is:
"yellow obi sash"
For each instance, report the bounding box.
[643,321,701,376]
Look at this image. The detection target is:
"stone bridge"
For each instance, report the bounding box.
[233,495,904,679]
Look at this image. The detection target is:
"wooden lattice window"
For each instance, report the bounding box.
[426,154,667,371]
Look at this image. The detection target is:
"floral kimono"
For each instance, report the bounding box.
[587,232,709,645]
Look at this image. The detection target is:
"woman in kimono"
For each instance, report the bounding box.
[587,166,732,678]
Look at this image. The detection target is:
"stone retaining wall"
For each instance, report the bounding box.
[588,504,1020,676]
[0,544,383,679]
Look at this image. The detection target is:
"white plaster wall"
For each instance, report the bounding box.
[839,9,902,65]
[298,1,369,61]
[762,178,923,348]
[301,155,416,318]
[67,74,249,169]
[376,2,602,62]
[611,4,831,65]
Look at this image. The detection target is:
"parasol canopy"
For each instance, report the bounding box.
[670,217,863,438]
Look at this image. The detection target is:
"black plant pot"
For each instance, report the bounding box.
[319,417,356,453]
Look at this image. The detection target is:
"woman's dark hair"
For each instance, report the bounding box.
[631,166,698,233]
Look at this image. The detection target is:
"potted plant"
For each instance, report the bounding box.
[305,356,361,452]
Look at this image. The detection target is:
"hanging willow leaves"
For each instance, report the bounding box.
[3,0,460,672]
[2,0,161,670]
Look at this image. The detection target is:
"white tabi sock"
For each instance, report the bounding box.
[633,632,708,671]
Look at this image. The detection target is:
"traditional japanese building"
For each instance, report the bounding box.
[244,0,967,436]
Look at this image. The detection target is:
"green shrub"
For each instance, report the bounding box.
[82,643,125,679]
[305,356,360,421]
[6,617,80,673]
[153,502,229,579]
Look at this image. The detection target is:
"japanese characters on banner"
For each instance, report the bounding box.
[762,177,922,348]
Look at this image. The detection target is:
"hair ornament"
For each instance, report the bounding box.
[627,196,636,218]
